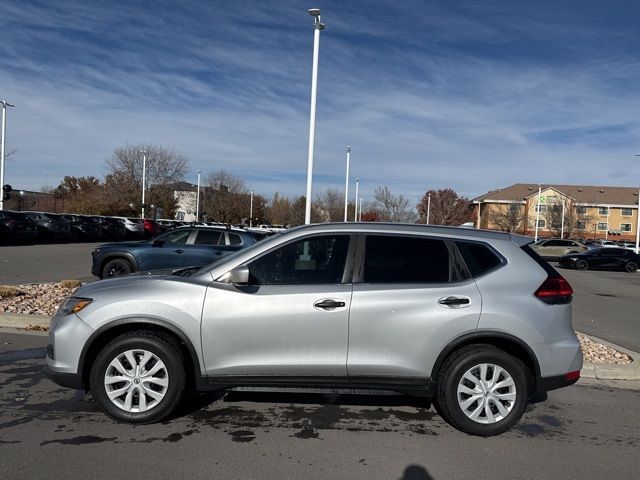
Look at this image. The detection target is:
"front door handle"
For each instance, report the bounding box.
[314,299,346,310]
[438,296,470,307]
[174,249,184,254]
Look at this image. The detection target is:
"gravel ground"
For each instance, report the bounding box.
[0,282,634,365]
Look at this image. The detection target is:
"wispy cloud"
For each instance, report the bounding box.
[1,0,639,205]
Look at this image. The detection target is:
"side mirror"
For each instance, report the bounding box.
[153,239,165,247]
[228,266,249,285]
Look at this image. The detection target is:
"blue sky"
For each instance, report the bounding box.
[1,0,639,205]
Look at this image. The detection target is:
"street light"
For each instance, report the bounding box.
[249,189,254,227]
[140,150,148,219]
[359,196,363,221]
[0,100,15,211]
[196,170,201,221]
[343,146,351,222]
[426,192,431,225]
[304,8,325,225]
[354,177,359,222]
[635,155,640,254]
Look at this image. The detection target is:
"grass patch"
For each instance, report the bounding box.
[59,280,82,289]
[0,286,22,298]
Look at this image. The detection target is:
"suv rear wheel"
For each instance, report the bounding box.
[625,261,638,273]
[435,345,528,436]
[89,331,185,424]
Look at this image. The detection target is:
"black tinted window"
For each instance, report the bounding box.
[228,233,242,245]
[194,230,222,245]
[456,242,503,277]
[363,235,450,283]
[248,235,349,285]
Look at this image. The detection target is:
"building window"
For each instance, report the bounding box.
[621,208,633,216]
[598,207,609,215]
[535,205,547,213]
[576,221,586,230]
[620,224,632,232]
[597,222,608,231]
[537,219,546,228]
[576,206,587,215]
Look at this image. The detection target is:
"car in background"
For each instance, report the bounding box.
[59,214,103,241]
[156,219,178,232]
[0,210,38,243]
[593,239,617,248]
[112,217,145,239]
[530,239,588,258]
[559,247,640,273]
[91,226,260,278]
[92,216,127,241]
[616,241,636,251]
[48,223,582,436]
[143,219,162,238]
[22,211,71,241]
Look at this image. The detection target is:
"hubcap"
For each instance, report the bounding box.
[104,349,169,413]
[456,363,516,424]
[106,265,126,277]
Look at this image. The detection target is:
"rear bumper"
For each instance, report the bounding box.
[43,364,84,390]
[536,372,579,393]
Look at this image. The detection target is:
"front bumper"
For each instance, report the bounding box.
[43,364,84,390]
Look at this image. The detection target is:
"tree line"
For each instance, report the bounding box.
[47,143,474,226]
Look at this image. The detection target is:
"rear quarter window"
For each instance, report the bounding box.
[455,241,503,277]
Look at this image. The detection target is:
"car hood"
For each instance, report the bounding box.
[96,240,148,250]
[75,275,165,297]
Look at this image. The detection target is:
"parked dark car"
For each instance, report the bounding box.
[60,214,103,241]
[559,247,640,273]
[91,226,260,278]
[93,216,127,241]
[0,210,39,243]
[22,211,71,241]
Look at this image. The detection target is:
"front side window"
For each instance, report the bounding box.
[247,235,349,285]
[158,229,190,244]
[363,235,450,284]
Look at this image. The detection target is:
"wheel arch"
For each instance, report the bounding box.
[79,318,202,391]
[431,331,541,388]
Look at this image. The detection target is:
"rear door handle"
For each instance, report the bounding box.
[438,296,470,307]
[174,249,184,254]
[314,299,346,310]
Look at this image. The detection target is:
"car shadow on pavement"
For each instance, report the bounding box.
[400,465,434,480]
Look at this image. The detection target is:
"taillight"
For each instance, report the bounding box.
[534,275,573,305]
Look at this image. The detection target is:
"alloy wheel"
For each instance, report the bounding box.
[456,363,516,424]
[103,349,169,413]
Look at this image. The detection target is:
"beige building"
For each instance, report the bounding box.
[472,183,639,240]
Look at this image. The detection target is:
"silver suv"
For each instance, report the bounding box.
[44,223,582,436]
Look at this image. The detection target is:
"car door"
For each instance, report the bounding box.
[181,229,228,267]
[137,228,191,271]
[347,234,482,380]
[201,234,353,377]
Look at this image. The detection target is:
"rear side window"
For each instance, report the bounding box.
[194,230,222,245]
[363,235,450,283]
[227,233,243,245]
[456,241,503,277]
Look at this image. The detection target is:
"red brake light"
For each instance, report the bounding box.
[534,275,573,304]
[564,370,580,381]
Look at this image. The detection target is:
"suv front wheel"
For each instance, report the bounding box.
[435,345,529,436]
[89,331,185,424]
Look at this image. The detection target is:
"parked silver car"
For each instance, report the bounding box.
[44,223,582,436]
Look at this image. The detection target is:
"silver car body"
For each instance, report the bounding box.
[46,223,582,396]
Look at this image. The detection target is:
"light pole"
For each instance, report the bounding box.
[635,155,640,254]
[195,170,201,221]
[249,189,254,227]
[304,8,325,225]
[343,146,351,222]
[426,192,431,225]
[140,150,148,219]
[354,177,359,222]
[560,198,566,239]
[0,100,15,211]
[359,197,363,221]
[534,184,542,242]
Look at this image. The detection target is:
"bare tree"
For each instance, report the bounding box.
[417,188,471,225]
[202,170,249,223]
[105,144,189,217]
[315,188,344,222]
[373,186,416,222]
[488,203,525,232]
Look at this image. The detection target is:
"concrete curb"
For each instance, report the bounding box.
[577,332,640,381]
[1,313,638,380]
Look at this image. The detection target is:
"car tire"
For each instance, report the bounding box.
[575,259,588,270]
[101,258,133,278]
[625,262,638,273]
[89,331,186,424]
[435,345,529,436]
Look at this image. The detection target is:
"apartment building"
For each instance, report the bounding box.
[472,183,639,240]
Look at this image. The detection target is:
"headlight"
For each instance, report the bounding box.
[94,248,101,254]
[58,297,93,315]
